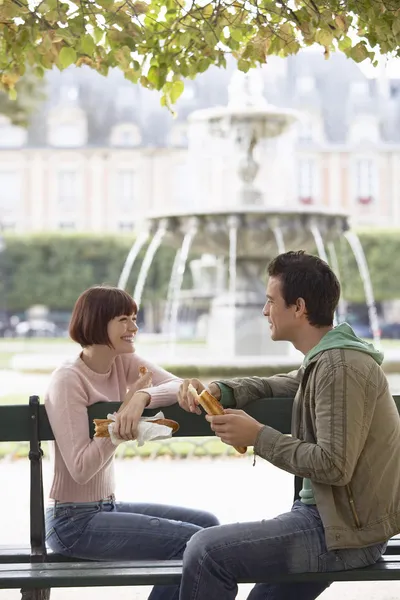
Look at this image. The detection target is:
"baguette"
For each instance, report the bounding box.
[189,386,247,455]
[93,417,180,438]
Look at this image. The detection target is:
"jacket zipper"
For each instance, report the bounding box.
[346,485,361,529]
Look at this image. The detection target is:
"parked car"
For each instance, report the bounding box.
[381,322,400,339]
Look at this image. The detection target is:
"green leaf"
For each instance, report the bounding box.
[8,88,17,100]
[58,47,77,69]
[315,28,334,47]
[338,36,352,51]
[80,34,96,55]
[393,19,400,37]
[93,27,104,44]
[349,42,371,63]
[203,4,213,18]
[237,58,250,72]
[169,80,184,103]
[147,65,159,87]
[230,28,243,42]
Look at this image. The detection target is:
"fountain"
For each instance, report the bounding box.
[119,69,380,364]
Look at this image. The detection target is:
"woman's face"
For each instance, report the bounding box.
[106,313,138,354]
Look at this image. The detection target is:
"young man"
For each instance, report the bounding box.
[178,250,400,600]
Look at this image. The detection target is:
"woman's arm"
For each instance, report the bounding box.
[45,371,116,485]
[125,354,182,408]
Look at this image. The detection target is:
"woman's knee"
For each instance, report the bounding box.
[200,510,220,529]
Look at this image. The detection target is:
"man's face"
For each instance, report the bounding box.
[262,276,298,342]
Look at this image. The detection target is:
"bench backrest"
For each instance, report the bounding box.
[0,395,399,441]
[0,396,302,441]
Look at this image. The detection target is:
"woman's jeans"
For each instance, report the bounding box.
[180,500,388,600]
[45,497,219,600]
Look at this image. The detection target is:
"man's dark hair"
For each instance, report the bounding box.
[267,250,340,327]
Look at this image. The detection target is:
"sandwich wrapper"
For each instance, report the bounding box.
[106,411,174,447]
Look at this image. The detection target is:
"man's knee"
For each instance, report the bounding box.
[183,525,223,567]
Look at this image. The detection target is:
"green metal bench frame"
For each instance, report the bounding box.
[0,394,399,599]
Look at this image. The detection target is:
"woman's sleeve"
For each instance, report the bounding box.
[45,371,116,485]
[126,354,182,408]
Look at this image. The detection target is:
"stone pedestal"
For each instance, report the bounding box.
[207,290,291,358]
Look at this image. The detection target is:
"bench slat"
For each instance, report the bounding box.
[2,539,400,563]
[1,558,400,589]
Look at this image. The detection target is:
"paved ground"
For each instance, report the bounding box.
[0,457,399,599]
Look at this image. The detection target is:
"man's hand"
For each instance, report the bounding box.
[114,391,150,440]
[206,409,264,448]
[178,379,221,414]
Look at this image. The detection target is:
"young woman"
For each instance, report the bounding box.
[45,285,218,600]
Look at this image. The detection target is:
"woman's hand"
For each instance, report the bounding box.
[119,370,153,412]
[113,391,150,440]
[178,379,221,414]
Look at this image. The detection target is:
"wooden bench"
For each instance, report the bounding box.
[0,394,399,599]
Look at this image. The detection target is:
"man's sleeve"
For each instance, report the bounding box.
[214,369,303,409]
[253,364,375,485]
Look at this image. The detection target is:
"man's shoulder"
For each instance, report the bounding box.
[314,348,381,375]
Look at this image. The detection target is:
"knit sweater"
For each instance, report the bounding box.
[45,353,181,502]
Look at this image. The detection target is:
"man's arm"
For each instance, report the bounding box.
[214,369,303,409]
[254,364,375,485]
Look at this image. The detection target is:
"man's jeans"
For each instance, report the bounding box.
[45,498,219,600]
[180,500,387,600]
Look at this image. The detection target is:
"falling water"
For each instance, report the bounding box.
[327,241,347,323]
[167,222,198,347]
[310,224,329,263]
[344,231,381,344]
[133,222,167,309]
[163,248,182,334]
[310,224,336,325]
[117,230,149,290]
[272,226,285,254]
[228,220,238,304]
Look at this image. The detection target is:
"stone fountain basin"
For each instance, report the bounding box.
[145,207,349,260]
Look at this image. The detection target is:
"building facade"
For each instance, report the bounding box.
[1,53,400,233]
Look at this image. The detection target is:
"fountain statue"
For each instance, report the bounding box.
[118,68,380,363]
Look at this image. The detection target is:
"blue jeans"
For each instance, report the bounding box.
[45,497,219,600]
[180,500,387,600]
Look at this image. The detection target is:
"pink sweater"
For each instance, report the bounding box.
[45,353,181,502]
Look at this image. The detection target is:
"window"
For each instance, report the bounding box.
[169,124,188,147]
[118,221,135,231]
[174,163,189,208]
[0,118,27,148]
[116,170,135,212]
[298,118,314,143]
[110,124,141,147]
[0,170,21,216]
[51,123,85,147]
[355,159,377,205]
[58,221,76,231]
[298,159,316,204]
[1,222,16,231]
[58,170,78,209]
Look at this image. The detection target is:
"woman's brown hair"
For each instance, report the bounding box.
[69,286,137,347]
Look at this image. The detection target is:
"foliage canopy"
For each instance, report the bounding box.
[1,0,399,108]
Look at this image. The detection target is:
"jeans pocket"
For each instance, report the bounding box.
[45,527,71,556]
[339,543,385,570]
[318,550,345,572]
